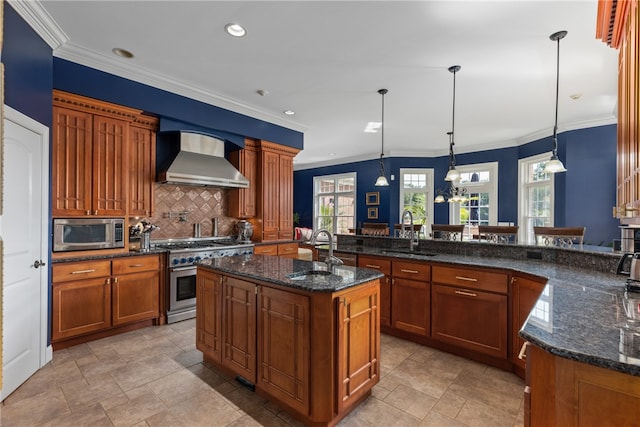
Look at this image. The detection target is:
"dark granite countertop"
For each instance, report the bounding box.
[197,255,383,292]
[332,238,640,377]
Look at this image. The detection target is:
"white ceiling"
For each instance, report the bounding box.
[16,0,618,169]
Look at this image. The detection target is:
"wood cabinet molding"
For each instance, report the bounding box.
[53,89,144,122]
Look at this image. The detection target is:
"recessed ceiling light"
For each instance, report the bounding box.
[225,23,247,37]
[328,152,336,156]
[256,89,268,97]
[283,110,295,116]
[112,48,134,59]
[364,122,381,133]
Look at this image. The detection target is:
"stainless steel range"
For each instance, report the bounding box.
[153,238,254,323]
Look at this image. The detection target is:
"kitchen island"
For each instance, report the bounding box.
[196,255,383,427]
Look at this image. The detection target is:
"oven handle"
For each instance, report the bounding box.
[169,266,197,272]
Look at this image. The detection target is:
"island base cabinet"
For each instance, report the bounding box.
[527,344,640,426]
[431,284,507,359]
[337,282,380,412]
[222,277,257,383]
[196,270,222,362]
[257,287,310,416]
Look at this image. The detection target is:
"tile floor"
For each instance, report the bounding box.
[0,320,525,426]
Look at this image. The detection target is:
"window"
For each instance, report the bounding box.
[399,169,434,238]
[449,162,498,240]
[313,173,356,236]
[518,153,554,244]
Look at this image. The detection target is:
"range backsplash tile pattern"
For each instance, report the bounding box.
[136,184,238,240]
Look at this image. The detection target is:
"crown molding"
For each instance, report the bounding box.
[7,0,68,49]
[53,42,307,134]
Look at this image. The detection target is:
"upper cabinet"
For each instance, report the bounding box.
[52,90,158,217]
[597,1,640,219]
[230,139,300,242]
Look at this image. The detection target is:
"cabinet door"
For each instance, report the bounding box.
[196,270,222,362]
[129,125,155,217]
[431,284,508,358]
[257,286,310,415]
[337,282,380,411]
[112,270,159,326]
[392,277,430,336]
[512,275,546,372]
[358,256,392,327]
[278,154,295,240]
[92,115,128,216]
[52,107,93,216]
[261,150,280,240]
[229,145,257,218]
[52,277,111,341]
[222,276,257,383]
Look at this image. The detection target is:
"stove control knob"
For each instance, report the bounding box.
[194,256,202,261]
[172,259,180,265]
[188,257,195,263]
[180,258,187,264]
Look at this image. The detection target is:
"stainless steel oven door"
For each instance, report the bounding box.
[168,266,197,322]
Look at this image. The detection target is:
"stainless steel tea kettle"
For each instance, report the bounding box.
[617,253,640,281]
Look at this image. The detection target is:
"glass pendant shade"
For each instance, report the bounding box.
[543,156,567,173]
[444,167,460,182]
[434,194,445,203]
[375,175,389,186]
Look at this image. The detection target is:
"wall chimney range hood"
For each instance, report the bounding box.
[157,131,249,188]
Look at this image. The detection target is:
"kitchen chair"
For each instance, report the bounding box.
[431,224,465,241]
[533,226,585,248]
[361,222,390,236]
[393,223,424,239]
[478,225,519,244]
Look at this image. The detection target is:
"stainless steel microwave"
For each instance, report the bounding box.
[53,218,125,252]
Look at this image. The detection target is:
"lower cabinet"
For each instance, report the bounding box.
[431,265,508,359]
[357,255,391,327]
[196,267,380,425]
[254,242,299,258]
[511,274,547,374]
[391,260,431,336]
[52,255,161,347]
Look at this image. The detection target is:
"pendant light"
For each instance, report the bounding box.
[444,65,461,182]
[374,88,390,186]
[543,30,568,174]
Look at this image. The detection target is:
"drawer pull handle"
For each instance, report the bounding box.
[401,269,419,274]
[455,290,477,297]
[262,249,275,253]
[365,264,381,269]
[71,269,96,274]
[455,276,478,282]
[518,342,528,360]
[129,264,144,267]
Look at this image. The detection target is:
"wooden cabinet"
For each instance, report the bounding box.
[52,255,161,347]
[527,343,640,427]
[231,139,300,242]
[358,255,391,327]
[511,274,546,375]
[336,282,380,411]
[391,260,431,336]
[317,249,358,266]
[431,265,508,359]
[257,286,310,415]
[254,242,299,258]
[222,276,257,383]
[128,122,157,217]
[52,260,112,341]
[111,256,160,326]
[196,270,223,362]
[52,90,157,218]
[229,140,258,218]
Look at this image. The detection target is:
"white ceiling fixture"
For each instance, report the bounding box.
[224,23,246,37]
[20,1,618,169]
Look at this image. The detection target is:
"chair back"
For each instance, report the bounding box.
[361,222,390,236]
[478,225,519,244]
[533,226,585,247]
[431,224,464,241]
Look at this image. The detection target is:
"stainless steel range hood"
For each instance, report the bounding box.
[157,132,249,188]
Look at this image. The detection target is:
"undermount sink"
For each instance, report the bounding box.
[380,249,437,257]
[287,270,336,281]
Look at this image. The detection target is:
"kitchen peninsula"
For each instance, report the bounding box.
[195,255,383,427]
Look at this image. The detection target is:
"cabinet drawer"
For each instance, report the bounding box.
[254,244,279,256]
[53,260,111,282]
[432,265,508,294]
[358,255,391,276]
[112,255,159,275]
[277,242,299,257]
[392,260,430,281]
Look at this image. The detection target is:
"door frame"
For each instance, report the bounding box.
[3,105,52,373]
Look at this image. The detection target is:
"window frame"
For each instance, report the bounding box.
[518,152,555,244]
[313,172,357,237]
[399,168,434,238]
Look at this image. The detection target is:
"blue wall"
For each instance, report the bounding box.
[294,124,618,246]
[4,4,53,126]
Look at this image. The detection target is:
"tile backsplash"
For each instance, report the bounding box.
[134,184,238,240]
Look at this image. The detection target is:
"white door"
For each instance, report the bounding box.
[1,106,51,400]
